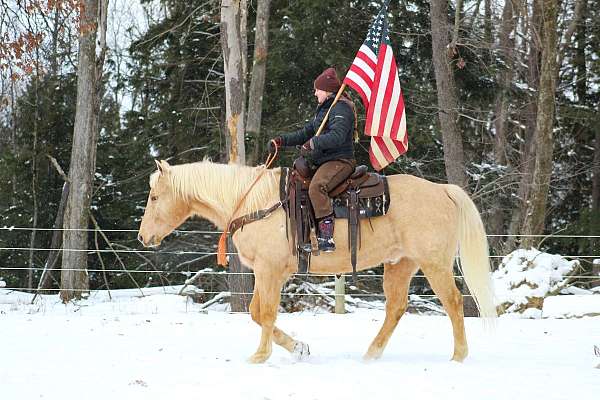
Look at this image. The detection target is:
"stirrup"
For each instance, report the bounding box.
[299,243,313,253]
[317,238,336,252]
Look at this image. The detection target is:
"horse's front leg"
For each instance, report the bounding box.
[248,269,285,363]
[249,286,310,361]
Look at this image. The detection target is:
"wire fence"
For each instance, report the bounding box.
[0,287,467,298]
[1,247,599,259]
[1,227,598,302]
[0,266,598,280]
[2,225,600,237]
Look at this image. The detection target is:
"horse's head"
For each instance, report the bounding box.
[138,160,191,247]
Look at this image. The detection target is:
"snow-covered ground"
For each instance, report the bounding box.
[1,289,599,400]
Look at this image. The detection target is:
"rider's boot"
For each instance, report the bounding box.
[317,215,335,252]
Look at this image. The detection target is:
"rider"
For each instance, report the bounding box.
[269,67,356,252]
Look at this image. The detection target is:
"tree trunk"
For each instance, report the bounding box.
[591,102,600,253]
[227,238,253,311]
[9,67,18,206]
[61,0,109,302]
[488,0,518,250]
[520,0,558,248]
[450,0,463,49]
[221,0,246,165]
[247,0,271,166]
[493,0,518,168]
[429,0,467,187]
[505,0,542,251]
[38,182,70,292]
[221,0,253,312]
[484,0,492,58]
[28,71,40,290]
[574,0,587,103]
[241,0,248,96]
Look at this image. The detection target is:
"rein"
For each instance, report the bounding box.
[216,147,279,266]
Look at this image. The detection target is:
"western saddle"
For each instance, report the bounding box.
[282,157,390,279]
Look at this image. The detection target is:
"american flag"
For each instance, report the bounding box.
[343,1,408,171]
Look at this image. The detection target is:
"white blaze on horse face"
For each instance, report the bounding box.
[138,165,187,247]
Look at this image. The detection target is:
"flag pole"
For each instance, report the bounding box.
[314,83,347,137]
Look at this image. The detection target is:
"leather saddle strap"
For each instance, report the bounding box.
[348,189,360,282]
[228,200,284,236]
[297,181,312,274]
[289,175,299,256]
[295,179,307,272]
[280,168,290,240]
[228,166,291,237]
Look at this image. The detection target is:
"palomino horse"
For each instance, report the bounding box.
[138,160,496,363]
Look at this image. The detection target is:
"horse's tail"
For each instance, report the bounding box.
[445,185,497,324]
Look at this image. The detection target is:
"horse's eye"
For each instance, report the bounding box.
[151,196,158,201]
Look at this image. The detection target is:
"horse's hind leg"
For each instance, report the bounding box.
[364,259,418,360]
[421,261,468,362]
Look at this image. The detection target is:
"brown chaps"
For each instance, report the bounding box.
[309,159,355,219]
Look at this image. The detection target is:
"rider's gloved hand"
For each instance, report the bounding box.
[299,139,314,157]
[267,137,283,154]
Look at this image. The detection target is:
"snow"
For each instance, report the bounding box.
[543,295,600,318]
[514,81,532,91]
[492,248,580,314]
[1,288,599,399]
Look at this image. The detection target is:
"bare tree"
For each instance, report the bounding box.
[221,0,253,311]
[221,0,246,165]
[429,0,467,187]
[488,0,519,248]
[493,0,518,168]
[61,0,109,302]
[506,0,543,250]
[247,0,271,165]
[591,101,600,252]
[572,0,587,103]
[0,1,75,289]
[484,0,492,52]
[520,0,559,248]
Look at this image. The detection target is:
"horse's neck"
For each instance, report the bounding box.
[180,163,280,226]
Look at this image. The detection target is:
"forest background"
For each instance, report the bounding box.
[0,0,598,305]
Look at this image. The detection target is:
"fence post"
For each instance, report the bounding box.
[593,259,600,288]
[334,274,345,314]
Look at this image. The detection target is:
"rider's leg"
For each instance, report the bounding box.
[308,159,355,251]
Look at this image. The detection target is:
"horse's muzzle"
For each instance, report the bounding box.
[138,233,159,248]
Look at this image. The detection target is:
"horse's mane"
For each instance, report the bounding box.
[151,161,281,217]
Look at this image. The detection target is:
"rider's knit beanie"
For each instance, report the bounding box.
[314,67,341,93]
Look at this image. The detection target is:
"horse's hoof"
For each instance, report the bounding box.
[451,352,467,363]
[248,352,270,364]
[363,347,383,361]
[292,341,310,361]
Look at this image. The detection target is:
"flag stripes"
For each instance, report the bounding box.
[342,1,408,170]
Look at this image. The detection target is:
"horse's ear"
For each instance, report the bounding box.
[155,159,171,175]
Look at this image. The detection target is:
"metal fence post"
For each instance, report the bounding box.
[334,274,345,314]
